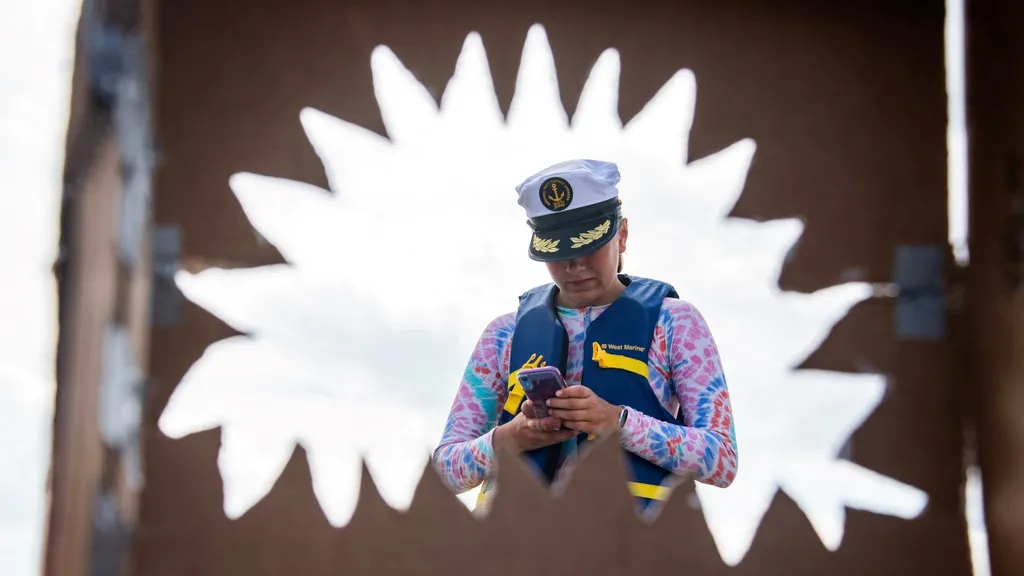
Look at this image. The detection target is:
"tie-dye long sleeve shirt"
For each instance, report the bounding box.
[432,297,738,492]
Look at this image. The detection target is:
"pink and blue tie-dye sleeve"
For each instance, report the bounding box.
[431,312,516,493]
[619,300,738,488]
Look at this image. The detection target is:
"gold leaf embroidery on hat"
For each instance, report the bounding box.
[570,220,611,249]
[532,235,560,253]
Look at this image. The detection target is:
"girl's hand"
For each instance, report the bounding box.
[545,386,622,435]
[495,402,577,452]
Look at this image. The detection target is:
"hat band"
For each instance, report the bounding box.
[528,197,621,233]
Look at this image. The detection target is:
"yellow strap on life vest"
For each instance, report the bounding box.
[589,345,665,500]
[591,342,650,380]
[477,479,670,508]
[503,354,547,415]
[476,479,493,510]
[627,481,672,501]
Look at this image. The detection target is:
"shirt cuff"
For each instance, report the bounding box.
[481,427,498,462]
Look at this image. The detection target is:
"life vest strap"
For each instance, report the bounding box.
[591,342,649,381]
[626,481,672,501]
[502,353,547,416]
[474,479,672,512]
[476,479,492,510]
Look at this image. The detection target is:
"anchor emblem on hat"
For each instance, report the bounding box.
[539,177,573,212]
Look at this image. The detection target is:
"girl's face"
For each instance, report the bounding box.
[544,218,628,308]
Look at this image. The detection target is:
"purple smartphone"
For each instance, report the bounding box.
[517,366,568,419]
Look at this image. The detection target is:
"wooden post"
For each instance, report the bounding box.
[46,1,157,574]
[966,1,1024,574]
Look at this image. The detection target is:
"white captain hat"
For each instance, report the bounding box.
[515,159,622,262]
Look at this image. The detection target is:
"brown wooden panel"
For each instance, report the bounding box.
[48,136,121,576]
[140,0,966,574]
[966,1,1024,574]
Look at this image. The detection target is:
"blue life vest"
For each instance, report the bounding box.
[479,275,682,511]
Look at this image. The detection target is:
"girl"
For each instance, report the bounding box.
[432,159,738,512]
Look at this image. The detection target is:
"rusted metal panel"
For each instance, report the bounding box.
[966,0,1024,574]
[137,0,967,575]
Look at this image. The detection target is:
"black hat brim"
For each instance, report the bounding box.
[528,211,620,263]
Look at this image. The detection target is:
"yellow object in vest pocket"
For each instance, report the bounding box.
[503,354,547,415]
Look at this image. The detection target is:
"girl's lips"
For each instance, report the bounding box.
[567,279,596,290]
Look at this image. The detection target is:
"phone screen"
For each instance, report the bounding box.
[517,367,566,419]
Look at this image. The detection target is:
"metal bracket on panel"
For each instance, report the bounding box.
[85,1,157,267]
[152,225,183,327]
[87,9,143,112]
[892,244,947,341]
[113,33,154,267]
[89,488,131,576]
[98,326,145,490]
